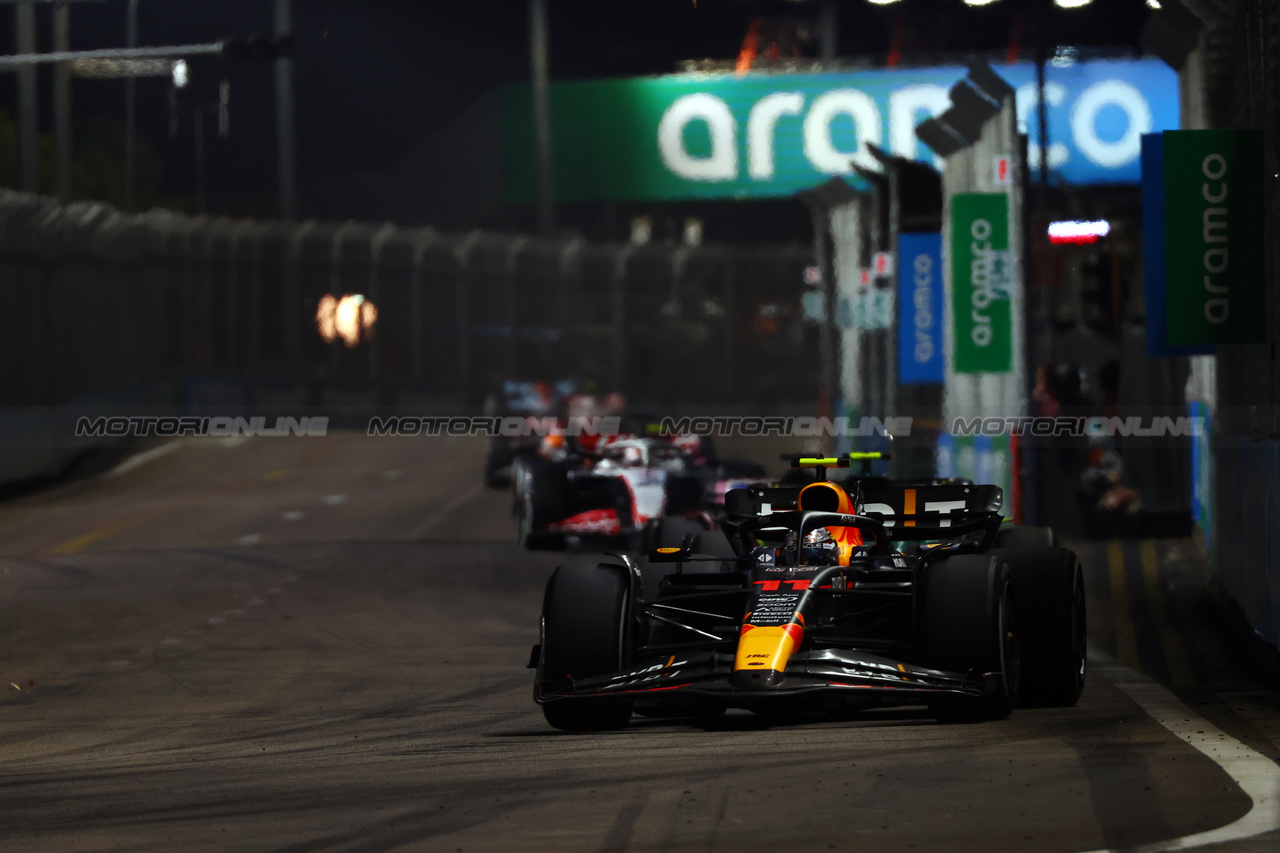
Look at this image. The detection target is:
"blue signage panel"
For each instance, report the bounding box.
[898,232,945,384]
[1000,59,1180,186]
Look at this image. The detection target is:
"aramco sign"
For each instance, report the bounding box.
[501,59,1178,202]
[1144,130,1266,351]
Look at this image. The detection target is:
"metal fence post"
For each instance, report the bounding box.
[328,221,357,369]
[455,231,482,398]
[285,220,315,373]
[227,219,255,373]
[505,236,528,380]
[247,223,265,375]
[14,5,37,193]
[408,227,437,384]
[611,244,636,393]
[558,236,583,380]
[723,255,737,401]
[53,2,72,203]
[181,218,201,372]
[368,222,396,377]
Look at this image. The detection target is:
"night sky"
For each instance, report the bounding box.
[0,0,1153,230]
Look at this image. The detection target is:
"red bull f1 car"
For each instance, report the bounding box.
[530,455,1086,730]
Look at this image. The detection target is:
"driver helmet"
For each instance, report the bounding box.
[800,526,839,565]
[540,433,566,457]
[803,527,832,547]
[621,445,644,467]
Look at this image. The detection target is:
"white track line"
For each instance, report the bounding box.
[1082,645,1280,852]
[409,484,483,539]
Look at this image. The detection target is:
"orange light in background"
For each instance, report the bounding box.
[736,20,759,74]
[316,293,378,348]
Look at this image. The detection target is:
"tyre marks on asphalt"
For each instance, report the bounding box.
[598,796,647,853]
[410,484,484,540]
[1,549,301,709]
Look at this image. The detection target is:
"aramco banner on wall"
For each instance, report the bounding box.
[1162,130,1266,346]
[898,232,945,384]
[951,194,1013,375]
[501,59,1178,202]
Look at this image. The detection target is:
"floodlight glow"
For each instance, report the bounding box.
[1047,220,1111,245]
[868,0,903,4]
[962,0,999,5]
[172,59,188,88]
[1055,0,1092,7]
[316,293,378,347]
[1147,0,1161,7]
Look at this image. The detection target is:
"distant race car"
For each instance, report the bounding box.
[481,380,580,488]
[530,454,1085,731]
[513,433,711,550]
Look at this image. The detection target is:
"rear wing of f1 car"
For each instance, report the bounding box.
[723,479,1004,546]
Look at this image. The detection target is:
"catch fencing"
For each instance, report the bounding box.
[0,193,817,407]
[0,189,816,481]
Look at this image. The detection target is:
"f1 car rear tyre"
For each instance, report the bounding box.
[991,547,1086,707]
[993,525,1057,550]
[539,562,634,731]
[919,554,1020,722]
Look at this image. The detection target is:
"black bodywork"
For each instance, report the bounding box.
[534,481,1013,711]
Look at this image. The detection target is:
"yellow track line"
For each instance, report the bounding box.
[1107,541,1141,670]
[1139,540,1197,685]
[50,513,157,555]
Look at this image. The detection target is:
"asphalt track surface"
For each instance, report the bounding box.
[2,433,1280,852]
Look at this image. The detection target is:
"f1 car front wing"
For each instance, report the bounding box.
[535,648,995,705]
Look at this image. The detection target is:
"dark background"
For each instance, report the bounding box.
[0,0,1152,239]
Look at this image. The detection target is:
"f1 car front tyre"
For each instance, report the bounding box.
[483,441,514,488]
[991,546,1086,707]
[919,554,1020,722]
[539,562,634,731]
